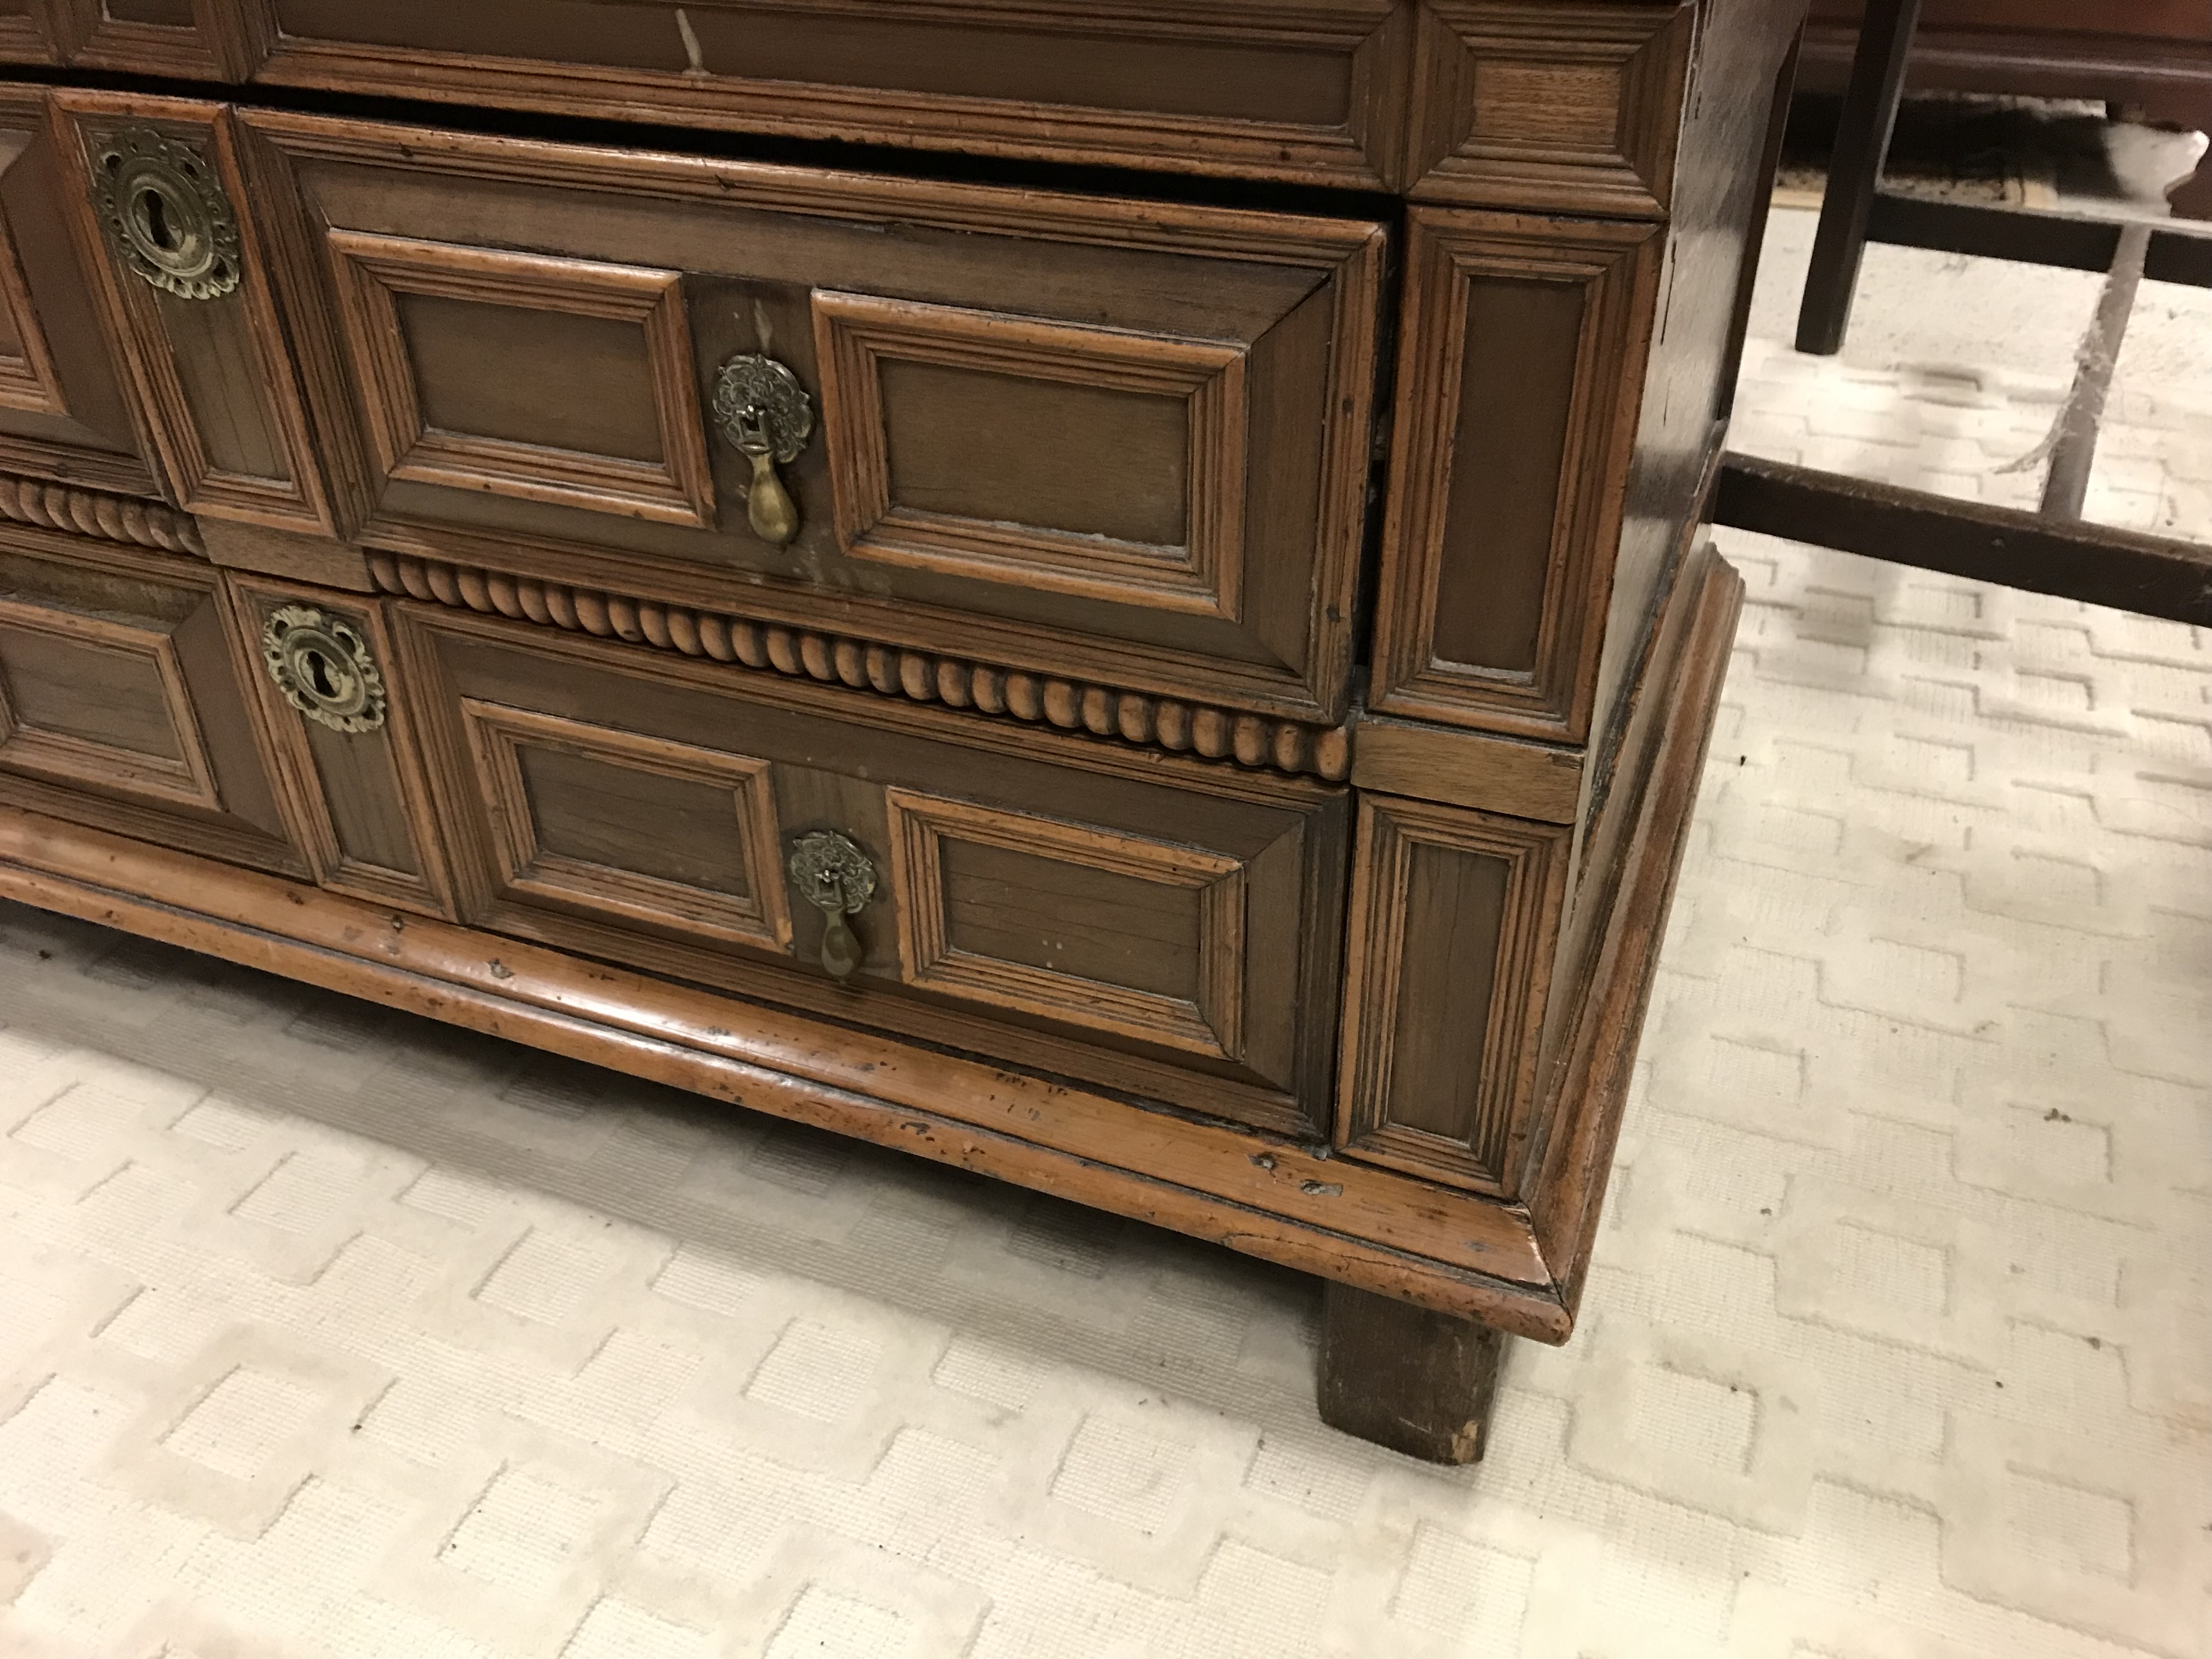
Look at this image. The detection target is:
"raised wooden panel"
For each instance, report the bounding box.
[47,0,269,79]
[0,524,302,873]
[885,787,1245,1060]
[225,575,452,917]
[246,110,1383,725]
[816,293,1246,620]
[460,697,790,953]
[0,602,217,808]
[51,91,353,534]
[1404,2,1695,214]
[1337,793,1570,1197]
[329,232,715,531]
[1370,207,1663,744]
[0,89,159,499]
[248,0,1414,190]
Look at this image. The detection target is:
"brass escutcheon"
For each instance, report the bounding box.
[712,354,813,546]
[261,605,387,735]
[787,830,877,983]
[91,126,243,302]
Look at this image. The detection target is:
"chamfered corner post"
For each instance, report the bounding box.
[1316,1280,1507,1465]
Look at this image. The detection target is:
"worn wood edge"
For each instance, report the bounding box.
[1347,715,1585,823]
[0,803,1566,1330]
[1527,544,1743,1306]
[0,469,202,556]
[365,550,1353,783]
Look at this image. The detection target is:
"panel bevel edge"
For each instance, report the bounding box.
[324,229,716,530]
[1369,207,1666,745]
[1335,791,1571,1195]
[458,695,792,954]
[883,784,1246,1062]
[813,290,1248,622]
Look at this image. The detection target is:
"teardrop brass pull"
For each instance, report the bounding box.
[713,354,813,546]
[787,830,877,983]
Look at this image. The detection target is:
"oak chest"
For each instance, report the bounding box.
[0,0,1800,1459]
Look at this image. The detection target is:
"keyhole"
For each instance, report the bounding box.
[137,188,177,251]
[302,647,338,702]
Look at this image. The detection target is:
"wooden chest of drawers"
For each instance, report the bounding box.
[0,0,1800,1460]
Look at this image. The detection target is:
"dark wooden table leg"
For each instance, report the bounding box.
[1796,0,1925,356]
[1317,1282,1506,1464]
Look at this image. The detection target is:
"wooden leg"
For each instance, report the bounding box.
[1796,0,1925,356]
[1316,1281,1505,1464]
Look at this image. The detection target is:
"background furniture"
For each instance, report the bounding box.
[0,0,1800,1461]
[1802,0,2212,216]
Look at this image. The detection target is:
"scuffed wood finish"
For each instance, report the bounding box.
[363,549,1355,783]
[1370,207,1665,744]
[44,0,270,80]
[223,573,453,917]
[1403,1,1696,214]
[0,3,62,65]
[1348,715,1585,822]
[0,802,1568,1331]
[395,597,1351,1136]
[1336,793,1571,1195]
[0,521,301,873]
[0,88,161,499]
[244,106,1384,726]
[1317,1280,1505,1463]
[49,90,352,538]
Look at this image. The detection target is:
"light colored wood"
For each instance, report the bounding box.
[0,799,1570,1332]
[815,291,1246,619]
[326,230,716,529]
[198,516,374,591]
[1349,716,1585,823]
[884,785,1246,1062]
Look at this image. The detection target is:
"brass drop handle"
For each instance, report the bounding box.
[787,830,877,983]
[713,354,813,546]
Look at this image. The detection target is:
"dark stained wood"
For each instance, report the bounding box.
[0,802,1567,1330]
[0,521,303,873]
[1865,193,2212,287]
[244,106,1384,725]
[1716,452,2212,625]
[1317,1280,1505,1464]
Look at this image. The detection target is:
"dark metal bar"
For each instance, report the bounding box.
[2042,223,2151,521]
[1865,191,2122,272]
[1796,0,1925,355]
[1714,453,2212,625]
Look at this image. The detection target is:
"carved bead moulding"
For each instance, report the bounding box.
[363,550,1353,783]
[0,472,205,556]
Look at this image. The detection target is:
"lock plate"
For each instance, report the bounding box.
[261,605,387,734]
[91,126,243,302]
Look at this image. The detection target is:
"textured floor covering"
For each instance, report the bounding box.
[0,208,2208,1658]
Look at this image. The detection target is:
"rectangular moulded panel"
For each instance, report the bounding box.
[1370,206,1664,744]
[1336,791,1572,1197]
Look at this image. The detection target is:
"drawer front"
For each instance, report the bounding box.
[251,110,1383,726]
[397,602,1350,1135]
[50,0,249,79]
[251,0,1413,190]
[0,87,161,499]
[0,523,303,873]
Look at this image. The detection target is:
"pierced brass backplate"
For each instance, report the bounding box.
[787,830,877,982]
[261,606,387,735]
[91,126,244,302]
[713,354,814,546]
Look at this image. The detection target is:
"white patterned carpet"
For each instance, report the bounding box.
[0,208,2207,1659]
